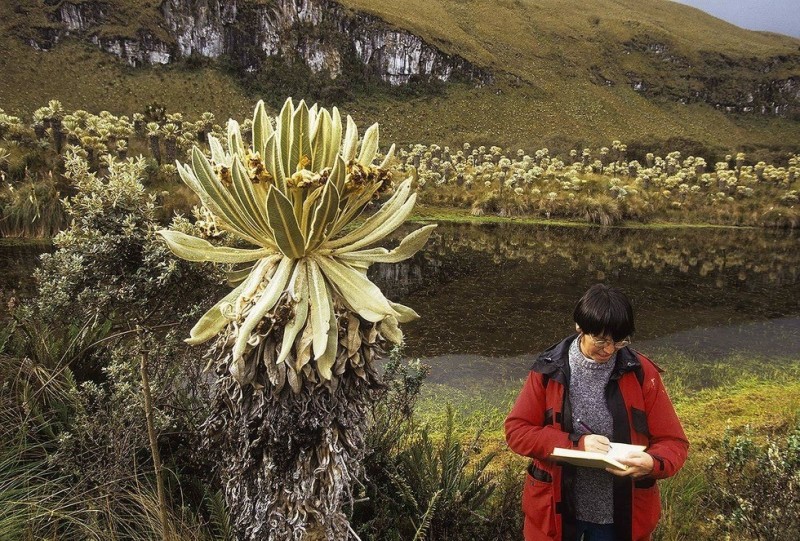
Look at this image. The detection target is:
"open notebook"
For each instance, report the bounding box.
[550,442,647,471]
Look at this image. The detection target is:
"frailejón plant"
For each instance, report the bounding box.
[157,98,435,540]
[159,97,434,387]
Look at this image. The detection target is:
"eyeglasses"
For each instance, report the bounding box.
[586,335,631,350]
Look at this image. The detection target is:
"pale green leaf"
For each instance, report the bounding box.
[177,160,235,236]
[342,115,358,163]
[158,230,274,263]
[232,257,295,373]
[357,122,379,167]
[227,119,245,163]
[331,107,343,163]
[278,260,309,364]
[278,98,294,176]
[311,108,332,170]
[266,186,306,258]
[389,301,420,323]
[290,100,311,173]
[316,296,338,380]
[327,181,382,238]
[335,193,417,253]
[231,154,273,241]
[252,100,273,158]
[226,264,253,287]
[263,133,286,192]
[208,136,229,167]
[307,258,331,359]
[191,147,263,244]
[343,259,370,271]
[300,185,324,240]
[309,103,319,130]
[315,256,393,322]
[338,223,436,264]
[306,181,341,250]
[186,282,245,345]
[240,255,282,302]
[379,143,396,169]
[325,179,412,249]
[330,155,346,195]
[228,157,265,235]
[379,315,403,345]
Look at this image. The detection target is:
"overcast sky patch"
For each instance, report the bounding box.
[670,0,800,38]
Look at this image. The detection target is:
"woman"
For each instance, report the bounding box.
[505,284,688,541]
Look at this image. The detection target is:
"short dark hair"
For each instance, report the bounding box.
[573,284,635,341]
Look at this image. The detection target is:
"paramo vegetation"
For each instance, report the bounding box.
[0,97,798,540]
[1,101,799,239]
[406,142,800,227]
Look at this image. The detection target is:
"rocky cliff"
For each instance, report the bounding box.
[620,36,800,118]
[37,0,492,86]
[19,0,800,118]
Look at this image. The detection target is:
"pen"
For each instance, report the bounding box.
[576,418,596,434]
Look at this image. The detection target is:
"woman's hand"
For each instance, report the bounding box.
[582,434,610,453]
[607,451,654,478]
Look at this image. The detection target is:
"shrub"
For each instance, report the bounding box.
[1,149,228,540]
[354,353,501,540]
[707,423,800,540]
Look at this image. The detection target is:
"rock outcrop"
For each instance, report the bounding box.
[38,0,492,86]
[621,36,800,119]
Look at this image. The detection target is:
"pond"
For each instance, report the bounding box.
[370,222,800,389]
[3,223,799,390]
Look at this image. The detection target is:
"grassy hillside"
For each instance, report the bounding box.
[0,0,798,154]
[340,0,800,68]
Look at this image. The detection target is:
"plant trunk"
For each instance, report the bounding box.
[202,313,385,541]
[149,136,162,164]
[164,139,177,164]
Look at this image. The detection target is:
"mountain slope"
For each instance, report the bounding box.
[0,0,798,156]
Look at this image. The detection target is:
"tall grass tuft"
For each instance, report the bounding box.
[355,354,505,540]
[0,176,67,238]
[394,405,498,539]
[653,462,709,540]
[0,318,227,541]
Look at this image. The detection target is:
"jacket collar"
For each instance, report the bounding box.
[531,333,641,385]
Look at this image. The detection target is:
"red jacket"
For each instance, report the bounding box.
[505,335,688,541]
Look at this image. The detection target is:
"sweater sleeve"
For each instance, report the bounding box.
[505,371,578,459]
[640,360,689,479]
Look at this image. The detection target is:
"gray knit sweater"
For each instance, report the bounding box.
[568,337,616,524]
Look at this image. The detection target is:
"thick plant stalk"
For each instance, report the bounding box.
[201,311,386,541]
[138,328,169,541]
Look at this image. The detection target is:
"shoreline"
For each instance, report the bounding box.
[409,204,764,230]
[1,204,787,246]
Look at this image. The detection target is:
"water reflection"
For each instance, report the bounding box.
[369,223,800,385]
[3,223,798,388]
